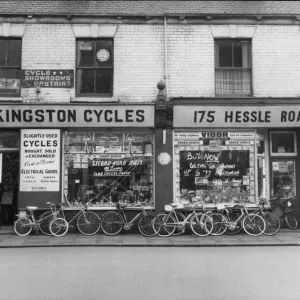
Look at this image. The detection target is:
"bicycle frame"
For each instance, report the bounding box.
[117,206,148,230]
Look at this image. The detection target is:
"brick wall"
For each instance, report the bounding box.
[20,23,300,102]
[21,24,165,103]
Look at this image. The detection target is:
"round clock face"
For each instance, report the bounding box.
[97,49,110,62]
[157,152,171,165]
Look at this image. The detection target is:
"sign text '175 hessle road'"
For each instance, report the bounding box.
[173,106,300,128]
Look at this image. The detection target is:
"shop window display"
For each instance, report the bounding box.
[64,130,154,208]
[175,131,256,205]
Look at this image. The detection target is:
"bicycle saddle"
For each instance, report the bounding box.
[170,203,178,207]
[26,206,38,211]
[232,205,244,210]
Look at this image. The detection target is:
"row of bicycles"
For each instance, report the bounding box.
[13,196,298,237]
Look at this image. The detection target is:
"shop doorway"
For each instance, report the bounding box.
[0,152,19,225]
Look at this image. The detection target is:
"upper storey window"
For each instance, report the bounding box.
[76,39,113,97]
[215,39,252,96]
[0,38,21,96]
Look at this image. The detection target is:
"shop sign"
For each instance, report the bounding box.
[20,129,61,192]
[89,158,147,177]
[174,105,300,128]
[21,70,74,88]
[0,104,154,128]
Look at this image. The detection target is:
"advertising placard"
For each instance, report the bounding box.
[20,129,61,192]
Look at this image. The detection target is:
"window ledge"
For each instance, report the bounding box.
[0,97,23,102]
[71,96,119,103]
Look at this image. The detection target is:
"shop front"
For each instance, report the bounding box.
[172,100,300,220]
[0,104,155,222]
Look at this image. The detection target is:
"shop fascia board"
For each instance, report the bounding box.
[171,97,300,106]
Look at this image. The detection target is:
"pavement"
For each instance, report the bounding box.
[1,225,300,248]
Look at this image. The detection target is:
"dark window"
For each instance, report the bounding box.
[215,39,251,96]
[76,39,113,96]
[0,39,21,96]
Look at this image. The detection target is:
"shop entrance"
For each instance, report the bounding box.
[0,152,19,225]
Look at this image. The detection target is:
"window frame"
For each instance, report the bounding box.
[0,38,22,97]
[76,38,114,97]
[270,131,297,157]
[214,38,252,97]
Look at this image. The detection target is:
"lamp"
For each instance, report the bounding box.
[143,142,152,157]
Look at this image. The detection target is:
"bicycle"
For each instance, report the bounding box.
[269,196,298,230]
[14,202,62,236]
[154,202,214,237]
[252,198,281,236]
[100,201,161,236]
[210,203,266,237]
[49,200,101,237]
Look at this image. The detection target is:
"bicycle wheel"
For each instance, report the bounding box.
[77,211,101,235]
[172,212,186,236]
[285,213,298,230]
[138,213,159,237]
[157,213,176,237]
[190,213,213,237]
[210,213,228,236]
[242,214,266,236]
[262,212,281,236]
[14,218,32,236]
[49,218,69,237]
[100,212,124,236]
[38,211,53,236]
[225,211,242,235]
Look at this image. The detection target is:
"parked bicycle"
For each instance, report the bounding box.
[269,196,298,230]
[210,203,266,237]
[49,200,101,237]
[100,201,161,236]
[154,202,214,237]
[252,198,281,236]
[14,202,61,236]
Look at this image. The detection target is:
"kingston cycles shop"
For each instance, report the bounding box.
[0,104,155,226]
[172,100,300,221]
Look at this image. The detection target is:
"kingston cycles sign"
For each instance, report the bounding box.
[174,105,300,128]
[21,70,74,88]
[0,105,154,127]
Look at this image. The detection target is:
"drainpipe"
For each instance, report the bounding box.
[164,16,168,97]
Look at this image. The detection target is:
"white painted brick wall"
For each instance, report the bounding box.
[252,25,300,97]
[20,23,300,102]
[22,24,75,103]
[167,25,215,97]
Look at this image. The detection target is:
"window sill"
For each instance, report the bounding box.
[71,96,118,103]
[0,97,23,102]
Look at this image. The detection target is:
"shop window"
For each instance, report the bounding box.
[175,131,256,205]
[272,160,296,198]
[76,39,113,96]
[0,38,21,96]
[64,130,153,208]
[270,131,297,156]
[215,39,252,96]
[0,130,19,149]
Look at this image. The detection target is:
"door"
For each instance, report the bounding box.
[0,153,19,225]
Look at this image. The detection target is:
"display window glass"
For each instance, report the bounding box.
[174,131,257,205]
[63,129,154,208]
[270,131,297,156]
[272,160,296,198]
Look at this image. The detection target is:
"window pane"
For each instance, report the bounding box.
[233,41,243,67]
[95,69,113,94]
[0,69,20,94]
[7,40,21,66]
[76,69,94,94]
[0,131,19,148]
[0,40,7,66]
[95,40,113,68]
[216,69,251,95]
[77,41,95,67]
[216,41,232,67]
[271,132,296,155]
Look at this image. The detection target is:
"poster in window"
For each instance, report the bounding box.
[20,129,61,192]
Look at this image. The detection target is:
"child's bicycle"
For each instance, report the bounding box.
[14,202,62,236]
[269,196,298,230]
